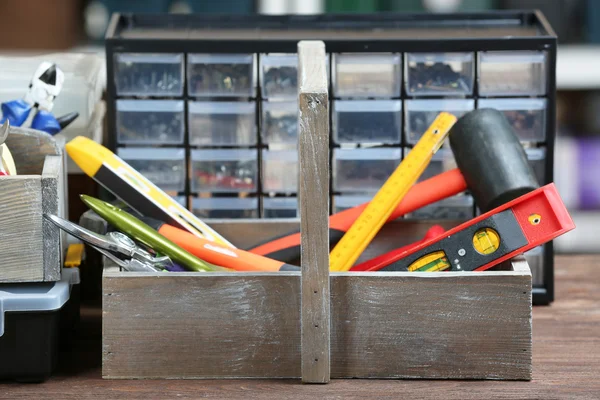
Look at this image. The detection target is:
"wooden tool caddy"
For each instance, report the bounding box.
[97,42,532,381]
[0,127,67,282]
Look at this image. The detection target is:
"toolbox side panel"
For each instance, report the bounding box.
[331,264,532,380]
[103,259,531,380]
[41,155,63,282]
[102,273,303,379]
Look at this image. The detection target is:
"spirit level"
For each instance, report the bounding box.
[354,184,574,272]
[330,112,458,272]
[66,136,234,248]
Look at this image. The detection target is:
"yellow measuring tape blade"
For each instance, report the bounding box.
[329,112,458,272]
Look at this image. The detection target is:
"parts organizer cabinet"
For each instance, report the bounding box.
[0,127,67,283]
[104,11,556,304]
[99,43,532,381]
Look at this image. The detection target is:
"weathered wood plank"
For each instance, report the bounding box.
[53,135,69,224]
[42,155,63,281]
[0,127,65,282]
[102,260,530,380]
[298,40,330,384]
[103,273,302,379]
[4,126,61,175]
[0,176,44,282]
[330,268,531,380]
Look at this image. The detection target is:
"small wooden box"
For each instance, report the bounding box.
[100,220,532,380]
[98,42,531,381]
[0,127,67,282]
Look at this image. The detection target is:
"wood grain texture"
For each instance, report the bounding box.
[298,40,330,384]
[102,272,302,379]
[102,260,530,380]
[41,155,63,281]
[3,255,598,399]
[331,258,531,380]
[4,126,60,175]
[0,127,65,282]
[54,135,69,225]
[0,176,43,282]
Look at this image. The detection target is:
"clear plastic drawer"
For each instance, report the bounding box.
[405,99,474,145]
[188,101,257,146]
[406,52,474,96]
[260,54,298,99]
[262,197,298,218]
[333,100,402,144]
[114,53,184,96]
[262,150,298,193]
[192,197,258,219]
[478,51,546,96]
[261,101,298,145]
[333,148,402,193]
[116,100,184,145]
[188,54,255,97]
[478,98,546,143]
[117,147,186,193]
[333,53,401,98]
[333,195,372,213]
[191,149,258,193]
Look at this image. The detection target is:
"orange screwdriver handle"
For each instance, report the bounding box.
[159,223,300,272]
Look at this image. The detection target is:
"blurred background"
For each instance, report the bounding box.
[0,0,596,253]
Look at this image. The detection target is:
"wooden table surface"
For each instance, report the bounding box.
[2,255,599,400]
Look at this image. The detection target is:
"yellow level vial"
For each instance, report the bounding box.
[329,112,458,272]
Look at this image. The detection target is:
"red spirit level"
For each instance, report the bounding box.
[354,183,575,272]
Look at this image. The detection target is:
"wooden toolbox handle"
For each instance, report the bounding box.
[298,40,331,384]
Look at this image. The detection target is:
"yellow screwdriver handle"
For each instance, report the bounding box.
[329,112,458,272]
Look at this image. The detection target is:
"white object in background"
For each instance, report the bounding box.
[554,212,600,253]
[557,45,600,90]
[292,0,324,14]
[23,62,64,113]
[0,53,106,133]
[259,0,323,14]
[423,0,463,13]
[84,1,110,41]
[259,0,289,14]
[554,136,579,210]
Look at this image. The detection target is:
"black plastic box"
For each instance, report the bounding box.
[105,11,557,304]
[0,268,80,382]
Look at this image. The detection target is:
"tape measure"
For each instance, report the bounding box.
[329,112,458,272]
[355,184,575,272]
